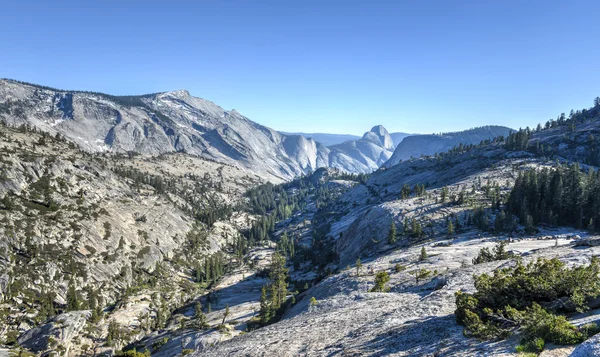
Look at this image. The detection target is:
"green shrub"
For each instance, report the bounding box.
[455,257,600,348]
[370,271,390,292]
[520,303,582,345]
[472,241,511,264]
[152,337,169,350]
[516,337,544,353]
[116,349,150,357]
[394,263,406,273]
[581,322,600,338]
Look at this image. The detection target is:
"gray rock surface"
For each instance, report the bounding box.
[18,311,90,353]
[385,125,513,166]
[570,334,600,356]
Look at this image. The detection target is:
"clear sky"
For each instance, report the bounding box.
[2,0,599,135]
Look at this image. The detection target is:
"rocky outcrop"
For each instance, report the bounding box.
[571,334,600,356]
[18,311,91,353]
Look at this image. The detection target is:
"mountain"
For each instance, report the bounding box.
[0,122,267,355]
[190,101,600,357]
[384,125,513,166]
[326,125,395,172]
[287,131,412,147]
[281,132,361,146]
[0,79,393,180]
[389,132,412,146]
[4,84,600,357]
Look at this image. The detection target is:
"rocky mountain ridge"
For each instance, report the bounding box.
[385,125,514,166]
[284,131,413,147]
[0,80,395,180]
[191,102,600,356]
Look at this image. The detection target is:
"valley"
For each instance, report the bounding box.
[1,81,600,357]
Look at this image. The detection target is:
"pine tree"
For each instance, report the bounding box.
[388,221,397,244]
[441,186,449,203]
[259,285,270,324]
[419,246,428,261]
[411,219,423,238]
[221,304,230,326]
[447,220,454,236]
[356,257,362,277]
[269,252,288,309]
[194,302,209,329]
[66,279,79,311]
[401,184,411,199]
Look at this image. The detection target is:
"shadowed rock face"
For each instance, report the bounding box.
[0,80,397,179]
[18,311,91,353]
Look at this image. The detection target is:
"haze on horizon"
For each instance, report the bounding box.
[2,0,599,135]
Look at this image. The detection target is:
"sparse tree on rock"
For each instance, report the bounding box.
[388,221,397,244]
[370,271,390,292]
[447,220,454,236]
[419,246,428,261]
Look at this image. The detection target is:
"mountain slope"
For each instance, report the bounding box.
[389,132,412,146]
[0,79,392,180]
[193,104,600,357]
[385,125,513,166]
[0,122,266,354]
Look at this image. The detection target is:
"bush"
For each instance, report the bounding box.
[455,257,600,348]
[516,337,544,353]
[394,263,406,273]
[472,241,511,264]
[152,337,169,350]
[370,271,390,292]
[116,349,150,357]
[518,303,582,345]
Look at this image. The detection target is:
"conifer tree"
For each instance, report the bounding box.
[259,286,270,323]
[370,271,390,292]
[221,304,230,326]
[356,257,362,277]
[388,221,397,244]
[447,220,454,236]
[66,279,79,311]
[419,246,428,261]
[194,302,209,329]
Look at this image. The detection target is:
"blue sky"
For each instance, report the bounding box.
[2,0,599,135]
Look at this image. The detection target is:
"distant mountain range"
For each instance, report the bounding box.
[284,131,413,147]
[0,80,395,179]
[0,79,513,179]
[384,125,514,167]
[281,132,361,146]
